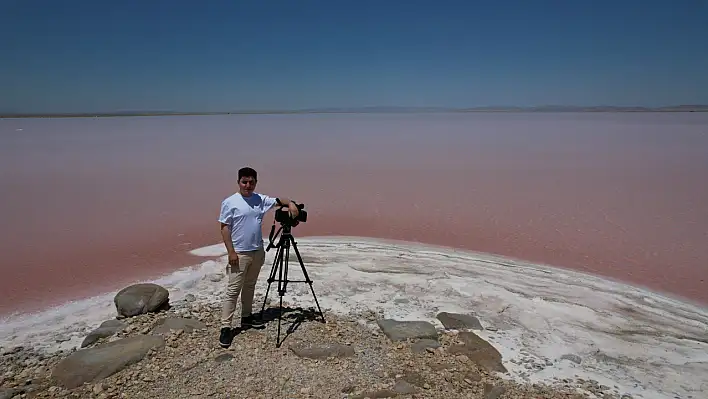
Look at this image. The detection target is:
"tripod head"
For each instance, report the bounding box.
[274,201,307,225]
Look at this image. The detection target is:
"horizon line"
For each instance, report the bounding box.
[3,104,708,118]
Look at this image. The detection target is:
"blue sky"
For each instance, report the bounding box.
[2,0,707,113]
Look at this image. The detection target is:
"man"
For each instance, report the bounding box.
[217,166,300,348]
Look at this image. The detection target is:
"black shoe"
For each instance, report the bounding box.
[219,327,233,348]
[241,315,265,329]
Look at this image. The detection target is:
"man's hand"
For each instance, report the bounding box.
[220,222,237,266]
[276,197,300,219]
[288,202,299,219]
[228,252,239,267]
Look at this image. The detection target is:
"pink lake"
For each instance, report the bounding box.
[1,112,706,316]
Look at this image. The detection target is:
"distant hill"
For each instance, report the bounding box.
[2,105,708,118]
[456,105,708,113]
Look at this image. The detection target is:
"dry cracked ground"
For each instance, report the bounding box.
[1,283,633,399]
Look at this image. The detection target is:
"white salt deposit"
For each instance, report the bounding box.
[1,236,707,399]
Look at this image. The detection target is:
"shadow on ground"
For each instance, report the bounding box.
[231,305,326,346]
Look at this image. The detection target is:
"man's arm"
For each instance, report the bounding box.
[217,200,238,265]
[220,223,236,255]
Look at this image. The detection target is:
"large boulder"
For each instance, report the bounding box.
[448,331,507,373]
[51,335,165,389]
[436,312,483,330]
[81,319,127,348]
[114,283,169,318]
[376,319,438,342]
[150,317,207,334]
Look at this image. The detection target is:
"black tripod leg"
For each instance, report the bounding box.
[261,244,282,315]
[289,236,326,323]
[275,241,292,347]
[277,286,284,348]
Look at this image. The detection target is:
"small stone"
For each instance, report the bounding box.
[393,380,417,394]
[92,383,104,394]
[214,353,233,362]
[560,354,582,364]
[484,384,507,399]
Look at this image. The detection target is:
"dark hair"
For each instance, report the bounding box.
[238,167,257,181]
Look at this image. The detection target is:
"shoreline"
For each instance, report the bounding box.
[3,234,706,321]
[2,234,706,320]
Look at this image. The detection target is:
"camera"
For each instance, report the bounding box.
[274,201,307,225]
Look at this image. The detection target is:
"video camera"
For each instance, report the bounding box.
[274,201,308,226]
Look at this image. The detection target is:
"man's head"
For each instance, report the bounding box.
[237,167,258,197]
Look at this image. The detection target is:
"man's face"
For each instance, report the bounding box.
[238,177,257,196]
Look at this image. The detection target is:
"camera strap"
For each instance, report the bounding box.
[266,220,282,252]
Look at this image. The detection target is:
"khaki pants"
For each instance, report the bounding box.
[220,247,266,328]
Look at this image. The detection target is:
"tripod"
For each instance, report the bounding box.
[260,222,326,347]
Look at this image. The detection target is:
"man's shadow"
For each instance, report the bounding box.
[230,305,324,346]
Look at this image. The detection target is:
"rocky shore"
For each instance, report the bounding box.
[1,283,634,399]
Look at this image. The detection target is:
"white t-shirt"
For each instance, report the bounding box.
[218,192,278,252]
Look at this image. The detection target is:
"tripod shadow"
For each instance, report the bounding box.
[256,305,325,346]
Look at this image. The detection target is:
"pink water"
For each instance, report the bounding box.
[1,113,707,316]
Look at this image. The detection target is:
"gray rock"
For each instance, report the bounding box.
[401,371,427,387]
[560,354,582,364]
[410,339,441,353]
[214,353,233,362]
[0,388,19,399]
[351,389,398,399]
[81,320,127,348]
[376,319,438,342]
[448,331,507,373]
[100,319,125,328]
[151,317,207,334]
[394,380,417,394]
[51,334,165,389]
[465,371,482,382]
[289,342,355,359]
[484,384,506,399]
[2,346,23,356]
[436,312,483,330]
[114,283,170,318]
